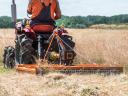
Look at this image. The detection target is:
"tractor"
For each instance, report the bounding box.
[3,0,75,66]
[3,0,123,74]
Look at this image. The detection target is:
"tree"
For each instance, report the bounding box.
[1,14,128,28]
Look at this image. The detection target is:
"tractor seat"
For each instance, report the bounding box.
[31,24,55,33]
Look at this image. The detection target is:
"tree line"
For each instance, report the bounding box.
[56,14,128,28]
[0,14,128,28]
[0,16,13,28]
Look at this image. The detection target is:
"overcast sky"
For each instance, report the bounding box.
[0,0,128,18]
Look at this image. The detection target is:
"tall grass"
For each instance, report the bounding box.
[68,29,128,67]
[0,29,128,67]
[0,29,15,65]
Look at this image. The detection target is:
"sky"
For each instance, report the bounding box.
[0,0,128,18]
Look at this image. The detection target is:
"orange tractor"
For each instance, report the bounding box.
[3,0,123,75]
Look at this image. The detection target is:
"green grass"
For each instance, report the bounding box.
[0,66,13,74]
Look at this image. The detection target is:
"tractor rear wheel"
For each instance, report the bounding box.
[16,34,36,64]
[3,46,15,68]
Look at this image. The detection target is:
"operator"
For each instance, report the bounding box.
[27,0,61,26]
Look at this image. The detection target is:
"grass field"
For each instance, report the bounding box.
[1,29,128,66]
[0,29,128,96]
[68,29,128,67]
[0,73,128,96]
[0,29,14,65]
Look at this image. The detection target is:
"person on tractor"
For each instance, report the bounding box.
[27,0,61,32]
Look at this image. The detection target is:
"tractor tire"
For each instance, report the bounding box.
[3,46,15,69]
[20,53,36,64]
[18,34,36,64]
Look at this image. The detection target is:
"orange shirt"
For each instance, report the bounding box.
[27,0,61,20]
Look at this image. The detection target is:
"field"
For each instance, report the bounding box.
[90,24,128,29]
[0,29,128,96]
[0,29,14,64]
[69,29,128,67]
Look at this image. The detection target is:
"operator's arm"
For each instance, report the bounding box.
[54,0,61,20]
[27,0,32,14]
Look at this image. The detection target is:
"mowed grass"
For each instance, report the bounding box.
[0,73,128,96]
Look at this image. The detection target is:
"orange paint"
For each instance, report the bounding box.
[16,64,123,74]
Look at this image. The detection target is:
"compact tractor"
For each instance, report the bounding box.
[3,0,123,74]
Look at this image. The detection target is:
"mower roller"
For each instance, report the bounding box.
[3,0,123,75]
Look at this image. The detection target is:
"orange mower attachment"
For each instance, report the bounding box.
[16,64,123,75]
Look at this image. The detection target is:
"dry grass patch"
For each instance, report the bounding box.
[90,24,128,29]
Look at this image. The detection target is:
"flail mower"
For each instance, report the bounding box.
[3,0,123,75]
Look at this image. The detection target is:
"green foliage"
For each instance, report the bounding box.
[1,14,128,28]
[0,16,13,28]
[0,66,13,74]
[57,14,128,28]
[56,15,88,28]
[0,16,21,28]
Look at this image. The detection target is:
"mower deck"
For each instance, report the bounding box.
[16,64,123,74]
